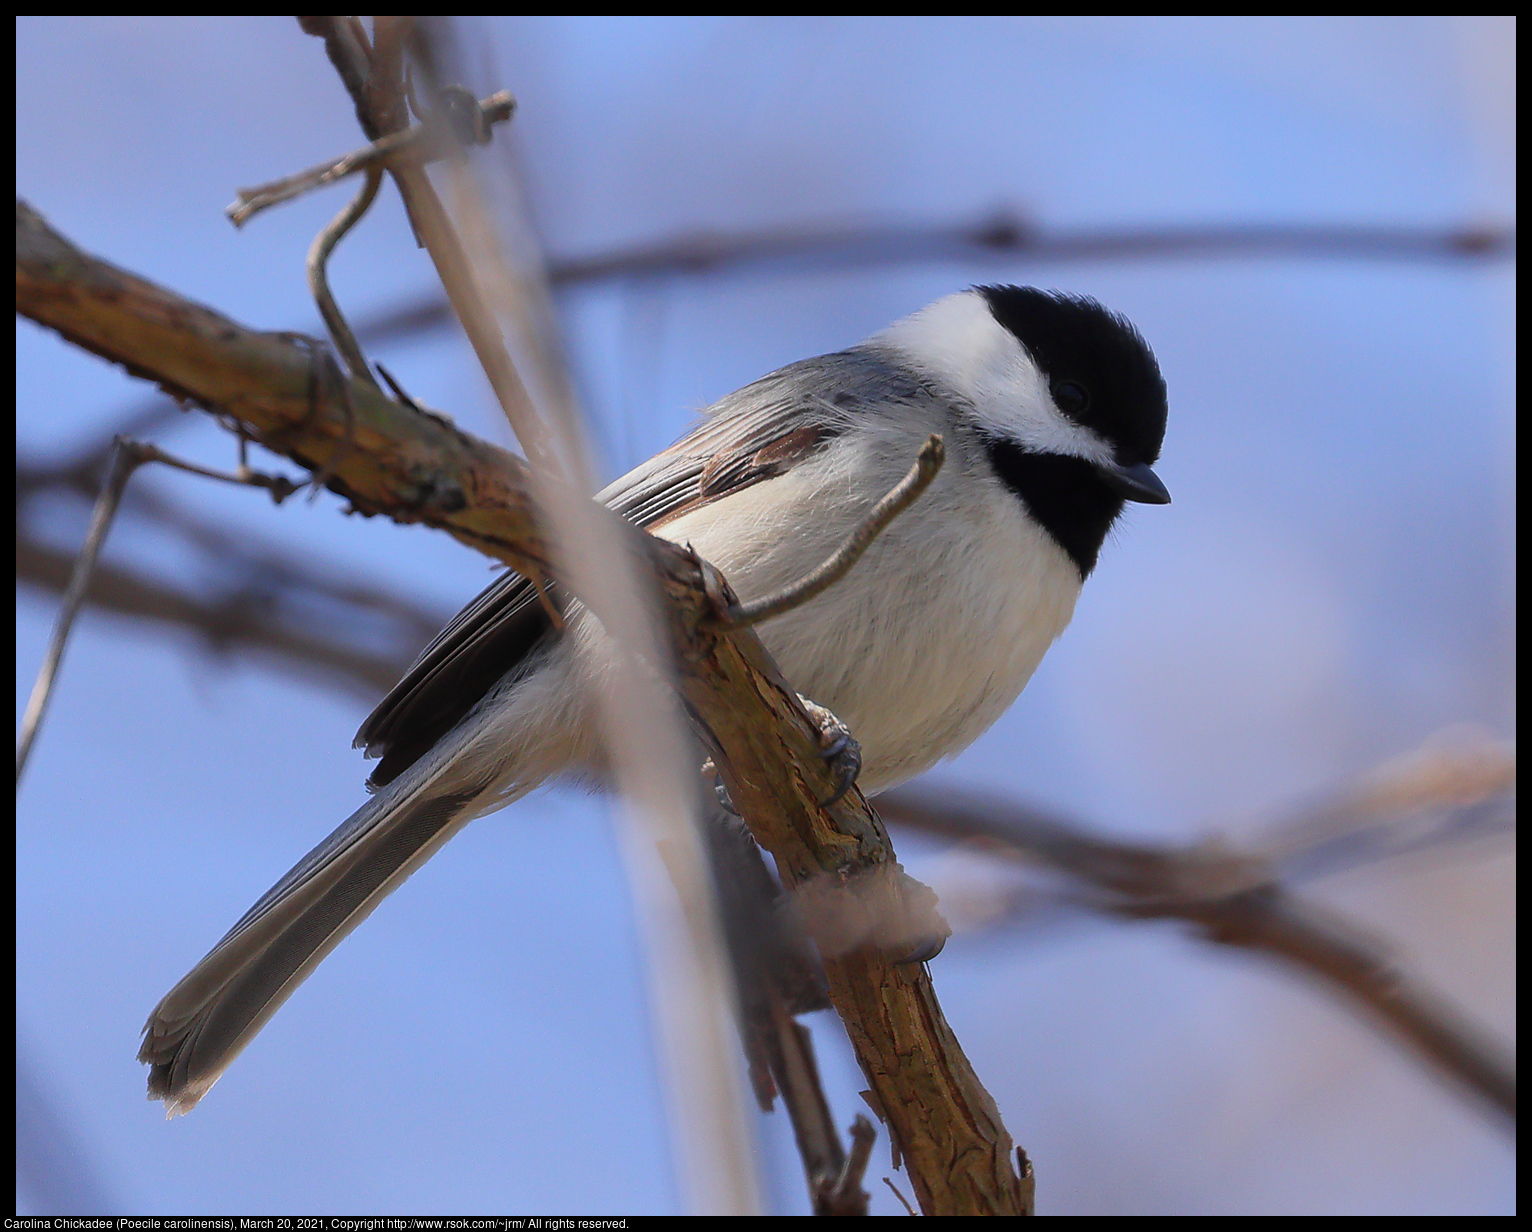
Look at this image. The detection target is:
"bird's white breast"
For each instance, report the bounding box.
[655,423,1082,793]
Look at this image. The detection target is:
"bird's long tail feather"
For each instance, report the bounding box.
[139,779,490,1115]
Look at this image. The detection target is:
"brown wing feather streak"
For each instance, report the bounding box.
[355,354,872,788]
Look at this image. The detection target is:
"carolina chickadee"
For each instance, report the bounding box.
[141,284,1170,1113]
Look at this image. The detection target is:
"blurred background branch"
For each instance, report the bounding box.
[61,213,1503,367]
[879,752,1516,1124]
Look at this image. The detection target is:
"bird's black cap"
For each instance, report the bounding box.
[976,285,1168,469]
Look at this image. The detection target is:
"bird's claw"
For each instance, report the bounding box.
[796,694,862,807]
[701,697,862,812]
[701,758,740,815]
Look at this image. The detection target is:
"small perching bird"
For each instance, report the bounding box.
[141,285,1170,1113]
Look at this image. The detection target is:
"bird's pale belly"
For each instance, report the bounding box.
[658,467,1082,793]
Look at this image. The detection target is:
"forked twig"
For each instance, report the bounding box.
[129,440,305,503]
[17,435,318,788]
[717,434,946,628]
[815,1114,877,1216]
[225,89,515,226]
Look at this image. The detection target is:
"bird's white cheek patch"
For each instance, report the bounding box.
[980,356,1118,467]
[877,290,1117,467]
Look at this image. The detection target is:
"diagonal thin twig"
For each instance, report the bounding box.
[717,434,945,629]
[17,439,147,786]
[883,1175,918,1216]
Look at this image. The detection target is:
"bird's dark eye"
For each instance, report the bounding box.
[1052,380,1090,418]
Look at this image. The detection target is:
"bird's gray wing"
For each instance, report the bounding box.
[353,354,876,787]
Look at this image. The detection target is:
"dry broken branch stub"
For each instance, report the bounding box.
[126,440,305,504]
[16,199,1030,1214]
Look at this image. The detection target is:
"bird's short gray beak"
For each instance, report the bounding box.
[1099,460,1171,504]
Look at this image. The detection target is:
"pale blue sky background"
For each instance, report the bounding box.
[17,16,1514,1216]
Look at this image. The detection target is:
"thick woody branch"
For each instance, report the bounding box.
[17,198,552,578]
[668,556,1023,1212]
[16,200,1027,1215]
